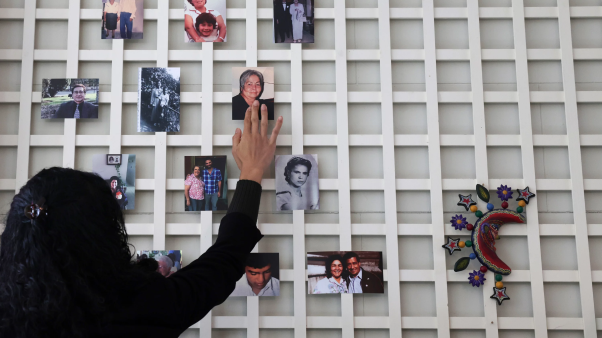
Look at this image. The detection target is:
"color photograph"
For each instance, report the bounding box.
[273,0,314,43]
[275,154,319,211]
[135,250,183,277]
[92,154,136,210]
[137,67,181,132]
[184,0,227,43]
[308,251,384,294]
[184,156,228,211]
[101,0,144,39]
[230,253,280,297]
[232,67,274,120]
[41,79,99,119]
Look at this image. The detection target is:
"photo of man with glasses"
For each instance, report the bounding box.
[42,79,99,119]
[54,84,98,118]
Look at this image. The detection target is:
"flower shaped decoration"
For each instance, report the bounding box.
[496,185,513,201]
[450,214,468,230]
[468,270,486,287]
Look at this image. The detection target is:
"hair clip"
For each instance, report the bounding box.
[24,197,47,221]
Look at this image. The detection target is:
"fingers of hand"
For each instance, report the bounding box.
[243,107,252,135]
[260,104,268,138]
[251,100,260,134]
[270,116,284,145]
[232,128,241,147]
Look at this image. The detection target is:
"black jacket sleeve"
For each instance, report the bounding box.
[166,180,263,330]
[167,212,262,330]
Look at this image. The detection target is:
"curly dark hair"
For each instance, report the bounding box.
[195,12,217,33]
[284,156,312,185]
[324,254,347,279]
[0,167,153,338]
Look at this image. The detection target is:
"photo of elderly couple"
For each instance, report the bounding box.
[135,250,183,278]
[308,251,384,294]
[273,0,315,44]
[101,0,143,39]
[184,0,227,43]
[230,253,280,297]
[184,156,228,211]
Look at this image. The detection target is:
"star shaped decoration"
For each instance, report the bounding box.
[516,187,536,204]
[457,194,477,211]
[442,237,462,255]
[490,286,510,305]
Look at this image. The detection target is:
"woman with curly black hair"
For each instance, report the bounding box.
[0,101,282,337]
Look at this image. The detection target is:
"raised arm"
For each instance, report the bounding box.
[163,101,283,330]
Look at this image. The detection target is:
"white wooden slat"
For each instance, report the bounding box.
[18,89,602,105]
[63,0,80,169]
[22,133,602,149]
[199,25,215,338]
[16,47,602,62]
[334,1,354,337]
[378,1,402,337]
[109,39,124,154]
[557,0,597,335]
[467,2,499,336]
[291,40,306,338]
[15,0,37,190]
[15,6,602,21]
[512,1,549,337]
[423,2,451,338]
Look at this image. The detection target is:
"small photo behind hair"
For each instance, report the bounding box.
[231,67,274,120]
[135,250,183,277]
[308,251,384,294]
[230,253,280,297]
[92,154,136,210]
[184,156,228,211]
[275,154,319,211]
[41,78,99,119]
[184,0,227,43]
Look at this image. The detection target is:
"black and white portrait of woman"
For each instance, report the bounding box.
[275,154,319,211]
[232,67,274,120]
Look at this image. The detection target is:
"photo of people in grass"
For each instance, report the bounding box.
[41,78,99,119]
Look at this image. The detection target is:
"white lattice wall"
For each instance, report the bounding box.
[0,0,601,337]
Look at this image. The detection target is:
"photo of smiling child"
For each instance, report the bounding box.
[184,0,227,42]
[275,154,319,211]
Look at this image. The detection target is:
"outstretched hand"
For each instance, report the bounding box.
[232,100,283,184]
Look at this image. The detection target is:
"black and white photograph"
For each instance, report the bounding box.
[273,0,314,43]
[230,253,280,297]
[308,251,384,294]
[275,154,319,211]
[106,154,121,165]
[102,0,144,39]
[184,0,227,43]
[137,67,181,132]
[135,250,183,277]
[41,79,99,119]
[92,154,136,210]
[232,67,274,120]
[184,156,228,211]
